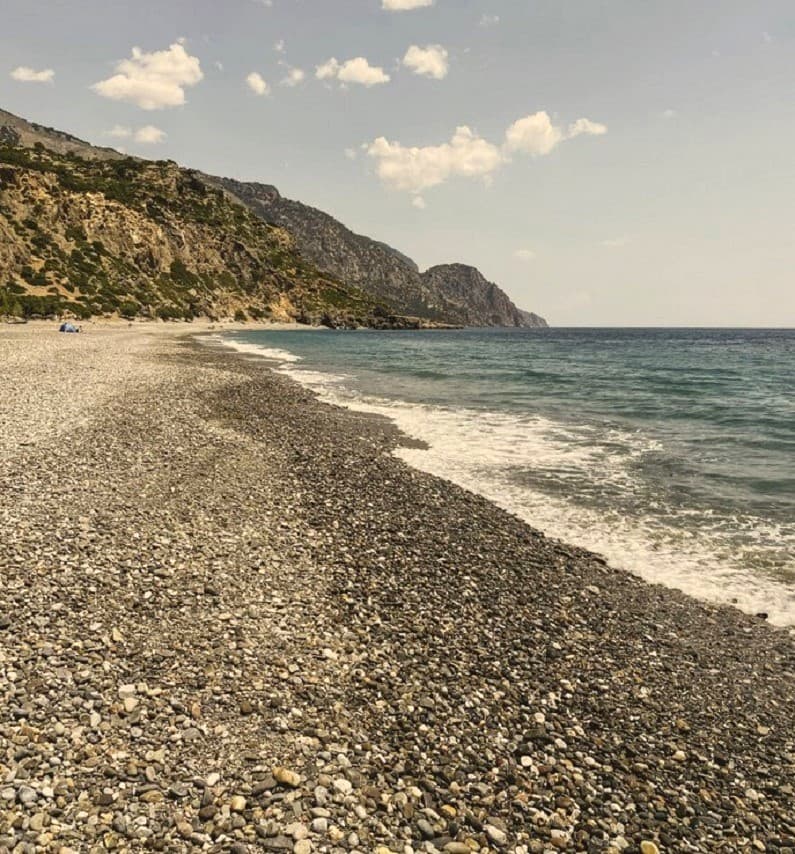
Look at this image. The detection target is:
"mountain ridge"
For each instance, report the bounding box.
[210,177,547,328]
[0,107,547,327]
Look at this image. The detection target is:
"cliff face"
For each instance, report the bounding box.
[211,179,548,328]
[0,145,386,325]
[422,264,549,328]
[210,179,448,320]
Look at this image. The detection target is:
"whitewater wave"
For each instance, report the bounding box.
[211,335,304,363]
[221,336,795,627]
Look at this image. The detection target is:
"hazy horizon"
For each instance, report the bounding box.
[2,0,793,327]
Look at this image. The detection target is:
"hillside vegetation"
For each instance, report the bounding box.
[0,142,390,326]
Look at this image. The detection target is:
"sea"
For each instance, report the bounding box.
[218,327,795,626]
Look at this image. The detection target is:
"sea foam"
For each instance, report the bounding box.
[220,335,795,627]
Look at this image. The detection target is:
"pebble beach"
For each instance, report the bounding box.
[1,322,793,853]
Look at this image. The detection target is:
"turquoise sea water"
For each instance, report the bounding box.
[219,327,795,625]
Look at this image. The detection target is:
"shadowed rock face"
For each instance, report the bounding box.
[422,264,549,328]
[210,178,548,328]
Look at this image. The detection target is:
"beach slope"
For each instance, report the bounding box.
[0,323,793,852]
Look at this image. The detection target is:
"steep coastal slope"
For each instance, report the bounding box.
[210,179,548,328]
[423,263,548,328]
[0,107,548,326]
[0,137,399,325]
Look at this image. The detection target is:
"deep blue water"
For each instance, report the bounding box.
[220,327,795,625]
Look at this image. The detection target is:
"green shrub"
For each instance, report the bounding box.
[118,300,139,318]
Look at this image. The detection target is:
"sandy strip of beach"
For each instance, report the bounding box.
[0,321,793,853]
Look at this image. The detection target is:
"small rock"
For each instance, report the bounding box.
[230,795,247,812]
[332,778,352,795]
[273,766,301,788]
[486,824,507,846]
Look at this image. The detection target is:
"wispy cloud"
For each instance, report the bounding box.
[382,0,433,9]
[280,66,305,87]
[514,249,536,261]
[602,236,629,248]
[105,124,166,144]
[135,125,166,144]
[10,66,54,84]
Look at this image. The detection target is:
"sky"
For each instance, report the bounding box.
[2,0,794,326]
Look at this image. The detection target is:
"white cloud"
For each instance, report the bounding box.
[367,110,607,198]
[514,249,536,261]
[504,111,606,157]
[105,125,165,143]
[411,196,427,209]
[274,40,285,53]
[92,42,203,110]
[316,57,390,87]
[403,45,449,79]
[344,147,358,160]
[10,66,55,84]
[134,125,166,144]
[246,71,270,95]
[214,60,224,72]
[504,112,563,156]
[567,117,607,138]
[367,126,503,194]
[316,58,339,80]
[479,14,500,27]
[281,67,305,87]
[382,0,433,9]
[602,236,629,248]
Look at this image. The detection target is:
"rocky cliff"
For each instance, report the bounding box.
[422,264,548,328]
[0,143,389,325]
[209,179,450,320]
[211,179,547,328]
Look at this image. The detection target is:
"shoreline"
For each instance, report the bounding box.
[209,326,795,630]
[1,324,793,852]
